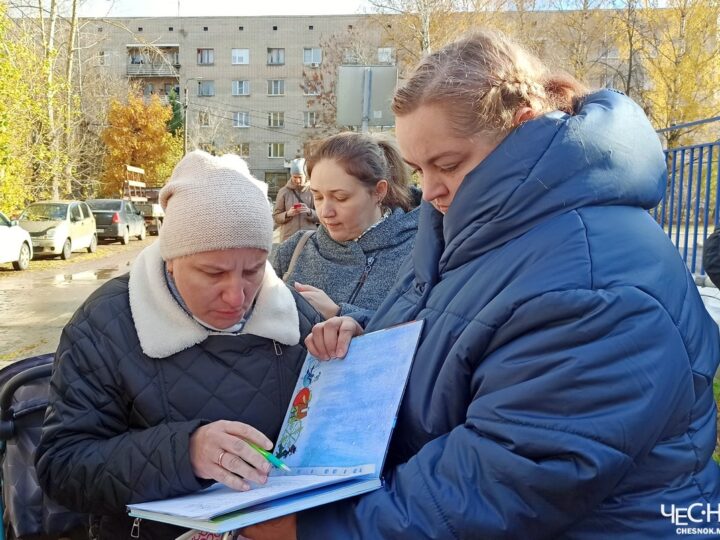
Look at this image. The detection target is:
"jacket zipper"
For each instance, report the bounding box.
[130,517,141,538]
[347,256,376,306]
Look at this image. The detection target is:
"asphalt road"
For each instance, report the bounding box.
[0,236,156,365]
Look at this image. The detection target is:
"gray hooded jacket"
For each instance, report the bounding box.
[271,207,419,318]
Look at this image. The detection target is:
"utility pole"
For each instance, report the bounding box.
[183,78,202,155]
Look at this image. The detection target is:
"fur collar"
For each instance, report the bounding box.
[129,242,300,358]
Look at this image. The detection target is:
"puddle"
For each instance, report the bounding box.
[52,267,120,285]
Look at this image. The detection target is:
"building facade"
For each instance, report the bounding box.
[82,15,391,196]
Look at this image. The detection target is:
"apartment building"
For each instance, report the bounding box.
[82,15,391,196]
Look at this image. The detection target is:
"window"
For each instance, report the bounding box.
[138,27,143,32]
[268,143,285,158]
[233,111,250,128]
[239,26,244,31]
[81,203,92,218]
[267,79,285,96]
[169,26,174,31]
[232,143,250,158]
[268,112,285,128]
[304,111,319,128]
[377,47,394,64]
[303,47,322,65]
[267,48,285,65]
[198,111,210,126]
[232,48,249,65]
[98,51,106,66]
[197,48,214,65]
[309,25,314,30]
[302,82,320,96]
[198,80,215,97]
[272,25,278,31]
[232,80,250,96]
[203,26,208,31]
[70,204,82,221]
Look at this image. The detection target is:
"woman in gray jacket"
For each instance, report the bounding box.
[271,133,419,320]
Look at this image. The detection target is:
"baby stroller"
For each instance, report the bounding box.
[0,354,87,540]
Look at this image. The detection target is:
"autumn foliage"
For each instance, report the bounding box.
[100,93,178,196]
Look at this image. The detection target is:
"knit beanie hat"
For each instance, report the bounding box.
[290,158,306,176]
[158,150,273,260]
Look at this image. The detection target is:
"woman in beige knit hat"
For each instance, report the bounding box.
[272,158,319,242]
[35,151,318,539]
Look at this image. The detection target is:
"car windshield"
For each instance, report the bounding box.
[20,204,68,221]
[87,200,122,211]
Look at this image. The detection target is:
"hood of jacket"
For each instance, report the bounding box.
[414,90,666,285]
[129,241,300,358]
[284,178,309,192]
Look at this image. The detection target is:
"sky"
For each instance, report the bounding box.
[78,0,371,17]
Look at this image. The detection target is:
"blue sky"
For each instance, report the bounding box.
[79,0,370,17]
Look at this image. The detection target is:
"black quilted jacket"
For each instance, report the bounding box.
[35,274,317,539]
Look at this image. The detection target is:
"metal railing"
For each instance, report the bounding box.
[651,117,720,275]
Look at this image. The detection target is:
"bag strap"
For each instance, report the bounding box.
[282,230,315,282]
[290,189,304,204]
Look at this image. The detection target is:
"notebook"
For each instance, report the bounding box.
[127,320,424,533]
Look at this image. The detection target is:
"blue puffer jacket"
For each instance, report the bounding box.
[297,90,720,538]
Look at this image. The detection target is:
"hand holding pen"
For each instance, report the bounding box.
[189,420,279,492]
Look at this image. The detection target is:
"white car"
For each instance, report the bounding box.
[0,211,33,270]
[18,201,97,260]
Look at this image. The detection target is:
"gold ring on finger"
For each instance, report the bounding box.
[216,449,227,468]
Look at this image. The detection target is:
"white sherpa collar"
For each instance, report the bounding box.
[129,241,300,359]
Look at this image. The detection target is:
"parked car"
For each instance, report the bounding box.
[18,201,97,260]
[0,211,33,270]
[135,202,164,235]
[86,199,146,245]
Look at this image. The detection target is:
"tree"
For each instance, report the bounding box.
[542,0,613,84]
[609,0,647,98]
[100,93,175,195]
[300,26,380,142]
[368,0,505,66]
[0,4,45,214]
[640,0,720,148]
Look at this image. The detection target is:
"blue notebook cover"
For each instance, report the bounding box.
[128,320,424,532]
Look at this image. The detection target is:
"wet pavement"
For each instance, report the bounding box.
[0,237,156,365]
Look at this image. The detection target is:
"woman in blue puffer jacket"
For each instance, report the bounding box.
[245,30,720,539]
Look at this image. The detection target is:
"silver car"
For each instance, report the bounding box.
[18,201,97,260]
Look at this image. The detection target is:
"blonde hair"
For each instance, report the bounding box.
[306,132,413,212]
[392,30,587,142]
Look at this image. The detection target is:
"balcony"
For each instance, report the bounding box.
[127,63,180,77]
[127,44,180,78]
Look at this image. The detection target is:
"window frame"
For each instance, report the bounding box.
[267,142,285,158]
[232,80,250,96]
[303,47,322,65]
[267,47,285,65]
[198,80,215,97]
[231,48,250,65]
[197,48,215,65]
[267,79,285,96]
[233,111,250,128]
[303,111,319,128]
[267,112,285,128]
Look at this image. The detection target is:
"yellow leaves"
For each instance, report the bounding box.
[100,93,178,196]
[640,0,720,144]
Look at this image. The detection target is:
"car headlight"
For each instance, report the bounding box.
[45,227,56,238]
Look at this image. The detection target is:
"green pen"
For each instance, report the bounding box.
[247,441,291,472]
